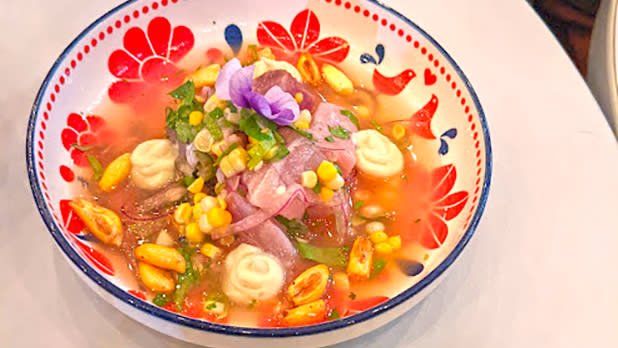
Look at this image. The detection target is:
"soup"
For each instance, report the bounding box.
[68,44,439,327]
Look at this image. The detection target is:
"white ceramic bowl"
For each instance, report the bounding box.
[26,0,492,346]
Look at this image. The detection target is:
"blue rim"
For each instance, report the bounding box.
[26,0,492,338]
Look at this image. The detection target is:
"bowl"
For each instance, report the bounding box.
[26,0,492,346]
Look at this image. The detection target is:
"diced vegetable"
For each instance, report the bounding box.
[182,176,196,187]
[340,109,359,129]
[328,125,350,139]
[297,52,321,85]
[347,236,373,281]
[366,222,386,234]
[301,171,318,188]
[172,244,200,310]
[193,193,207,205]
[86,155,104,181]
[288,264,329,306]
[317,161,338,182]
[200,243,222,259]
[185,222,205,243]
[187,177,205,194]
[214,143,239,166]
[275,215,309,238]
[247,135,276,170]
[139,262,176,293]
[370,258,387,278]
[203,111,223,141]
[153,293,172,307]
[98,153,131,192]
[189,111,204,126]
[296,240,348,267]
[321,64,354,96]
[219,147,248,177]
[370,120,384,133]
[388,236,402,250]
[206,207,232,228]
[375,242,393,254]
[69,199,123,246]
[135,243,187,273]
[282,299,326,326]
[174,203,192,224]
[190,64,220,88]
[369,231,388,244]
[325,174,344,190]
[319,187,334,201]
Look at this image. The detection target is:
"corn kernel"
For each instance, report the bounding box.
[369,231,388,244]
[321,64,354,96]
[185,222,205,243]
[193,193,207,205]
[325,174,344,190]
[319,187,334,201]
[365,221,385,234]
[207,207,232,228]
[388,236,402,250]
[212,141,227,157]
[301,171,318,188]
[192,204,202,221]
[174,203,192,225]
[199,214,213,233]
[219,147,248,177]
[356,105,370,118]
[200,196,218,212]
[392,124,406,140]
[317,161,338,182]
[218,235,236,247]
[217,195,227,210]
[294,92,304,103]
[189,111,204,126]
[297,52,321,85]
[187,177,205,194]
[374,242,393,254]
[200,243,222,259]
[190,64,221,88]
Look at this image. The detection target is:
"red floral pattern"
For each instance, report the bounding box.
[60,113,110,167]
[420,164,469,249]
[107,17,194,103]
[257,9,350,64]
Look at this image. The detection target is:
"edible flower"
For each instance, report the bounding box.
[215,58,299,126]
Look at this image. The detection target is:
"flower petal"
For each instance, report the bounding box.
[229,65,256,108]
[290,9,320,50]
[257,21,296,53]
[215,58,242,101]
[147,17,172,58]
[264,86,299,125]
[245,92,272,118]
[308,37,350,63]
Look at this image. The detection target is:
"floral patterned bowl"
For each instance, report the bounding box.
[26,0,492,346]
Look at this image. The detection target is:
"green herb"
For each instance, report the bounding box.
[349,292,357,300]
[209,107,224,119]
[71,143,94,152]
[248,299,257,309]
[414,218,421,223]
[173,243,200,311]
[226,101,238,113]
[182,176,196,187]
[269,144,290,162]
[327,308,341,321]
[370,259,387,279]
[275,215,309,238]
[257,116,285,144]
[324,136,335,142]
[86,155,104,181]
[239,111,270,141]
[329,125,350,139]
[237,186,247,197]
[206,302,217,310]
[247,135,277,169]
[354,200,364,210]
[371,120,384,133]
[168,80,195,104]
[153,293,171,307]
[288,125,315,141]
[296,240,348,267]
[195,151,216,181]
[340,109,359,129]
[401,174,408,181]
[333,163,343,176]
[214,143,239,166]
[313,180,322,194]
[203,113,223,141]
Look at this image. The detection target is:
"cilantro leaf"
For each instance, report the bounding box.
[371,120,384,133]
[169,81,195,104]
[296,241,348,267]
[329,125,350,139]
[275,215,309,238]
[340,109,359,129]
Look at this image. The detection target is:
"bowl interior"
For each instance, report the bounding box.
[27,0,491,337]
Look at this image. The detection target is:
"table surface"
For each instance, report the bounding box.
[2,0,618,347]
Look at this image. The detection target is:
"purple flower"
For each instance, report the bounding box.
[215,58,300,126]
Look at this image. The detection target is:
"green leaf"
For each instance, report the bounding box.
[313,180,322,194]
[226,101,238,113]
[354,200,364,210]
[87,155,104,181]
[370,259,387,279]
[153,293,171,307]
[268,144,289,162]
[324,136,335,142]
[209,107,224,119]
[247,135,276,170]
[371,120,384,133]
[327,308,340,320]
[239,112,270,141]
[288,125,315,141]
[296,240,348,267]
[329,125,350,139]
[214,143,239,166]
[203,113,223,141]
[169,80,195,104]
[173,243,199,311]
[275,215,309,238]
[340,109,359,129]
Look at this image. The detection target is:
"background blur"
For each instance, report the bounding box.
[530,0,600,76]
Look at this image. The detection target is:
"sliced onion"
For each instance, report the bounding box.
[120,205,172,222]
